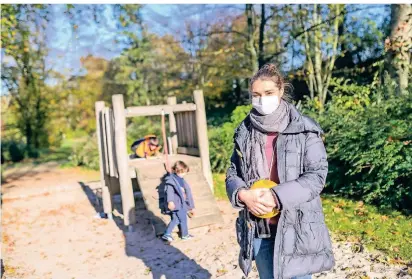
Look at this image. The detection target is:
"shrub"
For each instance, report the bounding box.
[209,105,251,173]
[303,77,412,211]
[69,136,100,170]
[1,141,26,163]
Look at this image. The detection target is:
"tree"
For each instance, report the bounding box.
[114,30,190,106]
[1,4,51,152]
[385,4,412,95]
[246,4,259,73]
[298,4,344,107]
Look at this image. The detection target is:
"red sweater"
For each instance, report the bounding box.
[265,132,280,225]
[265,133,280,184]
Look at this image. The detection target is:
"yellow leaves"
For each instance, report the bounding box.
[356,201,364,208]
[213,49,224,55]
[216,268,228,277]
[354,208,368,216]
[4,264,17,275]
[2,233,11,244]
[144,267,151,275]
[381,215,389,221]
[333,207,343,213]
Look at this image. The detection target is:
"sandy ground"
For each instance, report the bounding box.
[1,164,410,279]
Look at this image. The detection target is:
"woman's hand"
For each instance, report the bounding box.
[168,201,176,211]
[238,189,276,216]
[260,190,278,209]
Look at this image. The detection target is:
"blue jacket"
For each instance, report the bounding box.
[164,174,195,214]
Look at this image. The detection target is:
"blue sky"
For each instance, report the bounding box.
[44,4,247,78]
[5,4,389,86]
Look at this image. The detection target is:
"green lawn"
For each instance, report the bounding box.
[322,195,411,264]
[213,173,412,263]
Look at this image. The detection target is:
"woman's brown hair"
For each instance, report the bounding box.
[172,161,190,174]
[249,63,293,101]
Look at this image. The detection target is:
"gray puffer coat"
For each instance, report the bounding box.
[226,103,335,279]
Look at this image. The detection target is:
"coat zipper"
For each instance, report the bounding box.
[275,133,285,279]
[268,134,277,180]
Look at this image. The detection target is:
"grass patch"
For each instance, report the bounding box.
[212,173,412,263]
[1,136,89,173]
[213,173,228,201]
[1,146,72,172]
[322,194,412,263]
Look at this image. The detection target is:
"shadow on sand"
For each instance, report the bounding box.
[79,180,211,279]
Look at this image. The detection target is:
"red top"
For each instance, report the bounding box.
[265,132,280,226]
[265,133,280,184]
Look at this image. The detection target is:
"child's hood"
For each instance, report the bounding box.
[165,173,183,188]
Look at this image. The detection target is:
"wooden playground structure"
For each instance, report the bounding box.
[95,90,223,232]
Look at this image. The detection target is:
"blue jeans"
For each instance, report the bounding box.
[253,238,312,279]
[164,209,188,237]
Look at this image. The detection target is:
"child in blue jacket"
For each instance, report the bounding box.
[162,161,195,242]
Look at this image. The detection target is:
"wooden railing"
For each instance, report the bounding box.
[175,111,199,155]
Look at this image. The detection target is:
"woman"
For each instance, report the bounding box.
[226,63,335,279]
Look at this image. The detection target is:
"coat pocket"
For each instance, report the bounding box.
[282,225,296,256]
[295,209,326,255]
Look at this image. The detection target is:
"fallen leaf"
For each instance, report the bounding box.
[144,267,151,275]
[216,268,228,277]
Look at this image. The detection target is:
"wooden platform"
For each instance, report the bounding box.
[129,155,223,235]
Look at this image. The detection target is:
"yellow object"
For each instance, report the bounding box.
[135,135,161,158]
[249,179,279,219]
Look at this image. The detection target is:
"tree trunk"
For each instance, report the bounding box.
[246,4,259,73]
[313,4,324,107]
[258,4,265,68]
[335,5,355,70]
[25,120,33,150]
[300,5,316,100]
[322,4,342,105]
[386,4,412,95]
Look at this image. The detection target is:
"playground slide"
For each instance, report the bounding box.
[130,154,224,235]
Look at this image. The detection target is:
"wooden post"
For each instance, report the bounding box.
[112,94,136,230]
[104,108,117,178]
[193,90,214,192]
[95,102,113,219]
[167,96,178,154]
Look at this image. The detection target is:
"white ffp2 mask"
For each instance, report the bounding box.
[252,96,280,115]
